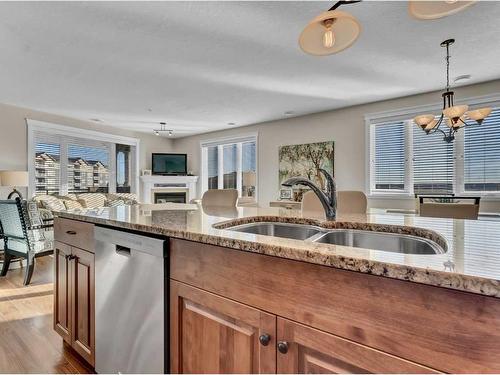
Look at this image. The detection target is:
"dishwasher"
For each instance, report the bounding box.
[94,226,167,374]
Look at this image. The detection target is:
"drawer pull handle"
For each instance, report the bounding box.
[66,230,77,235]
[277,341,289,354]
[259,334,271,346]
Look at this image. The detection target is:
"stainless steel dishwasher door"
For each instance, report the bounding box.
[94,227,166,374]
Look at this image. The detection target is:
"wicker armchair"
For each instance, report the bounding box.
[0,198,54,285]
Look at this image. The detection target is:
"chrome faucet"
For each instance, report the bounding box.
[282,168,337,220]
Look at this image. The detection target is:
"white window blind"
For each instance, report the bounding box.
[464,108,500,193]
[413,124,454,195]
[373,121,406,191]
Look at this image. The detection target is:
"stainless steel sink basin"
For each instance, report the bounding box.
[223,222,446,255]
[227,222,322,241]
[314,229,444,254]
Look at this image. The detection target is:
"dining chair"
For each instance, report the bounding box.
[337,191,368,214]
[302,190,367,216]
[0,198,54,285]
[419,201,479,219]
[201,189,238,208]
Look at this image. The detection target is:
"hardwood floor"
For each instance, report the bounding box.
[0,256,94,373]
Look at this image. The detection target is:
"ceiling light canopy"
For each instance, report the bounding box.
[409,0,477,20]
[413,39,492,143]
[299,1,361,56]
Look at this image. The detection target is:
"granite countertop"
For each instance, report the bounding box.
[55,203,500,298]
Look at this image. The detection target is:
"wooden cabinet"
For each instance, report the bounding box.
[171,238,500,374]
[276,318,437,374]
[54,218,95,367]
[70,247,95,366]
[170,281,276,374]
[54,241,72,344]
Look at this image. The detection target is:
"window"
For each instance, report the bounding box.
[464,108,500,192]
[201,135,258,202]
[368,100,500,197]
[372,121,406,191]
[28,120,139,197]
[67,143,110,193]
[35,142,61,195]
[413,124,454,195]
[116,144,132,193]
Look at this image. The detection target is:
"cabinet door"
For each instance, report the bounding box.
[277,318,438,374]
[53,241,72,344]
[170,281,276,374]
[71,247,95,367]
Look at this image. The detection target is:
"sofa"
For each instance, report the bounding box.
[32,193,139,220]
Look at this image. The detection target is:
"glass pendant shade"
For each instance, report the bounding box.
[408,1,477,20]
[414,114,435,128]
[446,115,465,128]
[467,107,492,123]
[443,105,468,121]
[299,10,361,56]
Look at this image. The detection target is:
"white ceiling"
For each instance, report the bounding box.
[0,1,499,138]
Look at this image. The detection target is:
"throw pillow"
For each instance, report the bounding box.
[64,200,84,210]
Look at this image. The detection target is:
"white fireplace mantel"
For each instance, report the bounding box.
[140,175,198,204]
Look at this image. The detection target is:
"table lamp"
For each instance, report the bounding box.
[0,171,29,199]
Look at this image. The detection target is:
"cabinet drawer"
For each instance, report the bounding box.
[54,218,95,253]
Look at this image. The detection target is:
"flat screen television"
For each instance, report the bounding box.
[152,153,187,175]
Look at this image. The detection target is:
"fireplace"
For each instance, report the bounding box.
[154,192,187,204]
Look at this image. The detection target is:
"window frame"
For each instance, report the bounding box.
[365,94,500,199]
[27,119,140,197]
[200,133,258,202]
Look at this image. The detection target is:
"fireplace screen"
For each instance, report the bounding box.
[154,192,186,204]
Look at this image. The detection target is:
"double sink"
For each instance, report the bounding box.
[225,222,446,255]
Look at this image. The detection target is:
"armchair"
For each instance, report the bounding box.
[0,198,54,285]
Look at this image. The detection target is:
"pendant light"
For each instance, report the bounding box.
[299,1,361,56]
[413,39,492,143]
[409,1,477,20]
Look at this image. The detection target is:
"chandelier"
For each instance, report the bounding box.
[153,122,173,137]
[414,39,492,143]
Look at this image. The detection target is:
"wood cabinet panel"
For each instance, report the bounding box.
[53,241,72,344]
[71,247,95,367]
[276,318,438,374]
[170,281,276,374]
[54,218,95,253]
[170,238,500,373]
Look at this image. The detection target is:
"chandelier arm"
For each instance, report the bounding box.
[459,117,470,127]
[328,0,361,11]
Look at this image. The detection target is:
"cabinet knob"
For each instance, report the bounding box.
[66,230,77,235]
[259,334,271,346]
[277,341,289,354]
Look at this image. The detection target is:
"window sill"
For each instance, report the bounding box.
[368,193,414,200]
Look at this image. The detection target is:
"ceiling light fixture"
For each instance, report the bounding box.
[409,0,477,20]
[413,39,491,143]
[454,74,471,83]
[153,122,173,137]
[299,0,361,56]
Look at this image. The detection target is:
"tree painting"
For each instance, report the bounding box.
[279,141,334,191]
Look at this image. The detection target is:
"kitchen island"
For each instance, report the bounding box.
[54,203,500,373]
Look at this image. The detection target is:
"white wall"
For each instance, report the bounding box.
[172,79,500,212]
[0,101,173,198]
